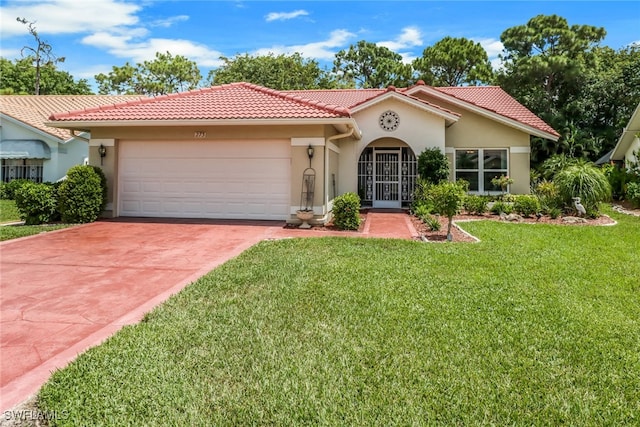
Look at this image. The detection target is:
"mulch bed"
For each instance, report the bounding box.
[283,214,367,233]
[411,211,618,243]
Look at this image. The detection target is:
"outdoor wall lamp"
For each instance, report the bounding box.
[99,144,106,165]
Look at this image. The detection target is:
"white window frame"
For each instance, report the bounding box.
[454,148,509,194]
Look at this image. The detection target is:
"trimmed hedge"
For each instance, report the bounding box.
[332,192,361,230]
[490,201,513,215]
[58,165,105,223]
[513,195,541,218]
[463,195,489,215]
[14,182,58,225]
[0,179,31,200]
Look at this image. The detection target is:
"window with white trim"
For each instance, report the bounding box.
[454,149,508,193]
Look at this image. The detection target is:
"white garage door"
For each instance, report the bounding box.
[118,140,290,220]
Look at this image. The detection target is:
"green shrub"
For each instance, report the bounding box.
[534,180,562,212]
[429,181,465,240]
[538,154,577,181]
[411,179,434,212]
[332,192,361,230]
[548,207,562,219]
[500,193,516,203]
[490,201,513,215]
[412,202,432,219]
[413,201,440,232]
[554,162,611,214]
[513,195,541,217]
[422,214,441,231]
[626,182,640,208]
[603,165,636,200]
[463,195,488,215]
[417,147,449,185]
[1,179,31,200]
[14,182,58,225]
[58,165,104,223]
[90,166,109,211]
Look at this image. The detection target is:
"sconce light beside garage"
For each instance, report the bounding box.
[98,144,107,165]
[307,145,314,167]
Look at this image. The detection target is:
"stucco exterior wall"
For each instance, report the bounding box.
[55,139,88,180]
[90,125,327,140]
[328,148,339,201]
[412,94,532,194]
[291,145,315,211]
[444,111,531,194]
[88,139,116,216]
[338,99,446,196]
[625,137,640,166]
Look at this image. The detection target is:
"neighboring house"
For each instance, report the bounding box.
[611,102,640,168]
[0,95,146,183]
[47,81,559,223]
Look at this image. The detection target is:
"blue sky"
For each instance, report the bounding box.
[1,1,638,90]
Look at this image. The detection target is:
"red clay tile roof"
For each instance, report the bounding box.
[43,83,558,139]
[50,83,351,122]
[1,95,147,140]
[282,88,385,109]
[283,86,460,118]
[433,86,560,137]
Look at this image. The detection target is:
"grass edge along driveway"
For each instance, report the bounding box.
[39,210,640,426]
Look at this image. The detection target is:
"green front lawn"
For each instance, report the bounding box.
[39,210,640,426]
[0,223,74,241]
[0,199,20,223]
[0,199,75,240]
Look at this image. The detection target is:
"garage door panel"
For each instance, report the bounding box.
[122,140,290,159]
[119,140,290,220]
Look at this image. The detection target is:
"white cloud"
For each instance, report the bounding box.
[2,1,220,66]
[82,32,224,67]
[150,15,189,28]
[474,38,505,70]
[0,0,141,36]
[0,47,21,58]
[254,29,355,60]
[265,10,309,22]
[377,27,423,64]
[378,27,423,51]
[475,38,504,59]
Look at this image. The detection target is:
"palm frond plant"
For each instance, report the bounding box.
[554,162,612,216]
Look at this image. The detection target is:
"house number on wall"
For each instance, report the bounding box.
[194,131,206,138]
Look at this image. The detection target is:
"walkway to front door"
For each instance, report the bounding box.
[357,146,417,208]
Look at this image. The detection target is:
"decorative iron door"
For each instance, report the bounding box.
[374,151,400,208]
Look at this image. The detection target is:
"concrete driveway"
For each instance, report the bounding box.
[0,218,286,411]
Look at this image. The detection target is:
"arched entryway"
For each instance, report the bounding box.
[357,142,417,208]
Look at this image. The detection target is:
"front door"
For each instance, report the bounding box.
[374,151,401,208]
